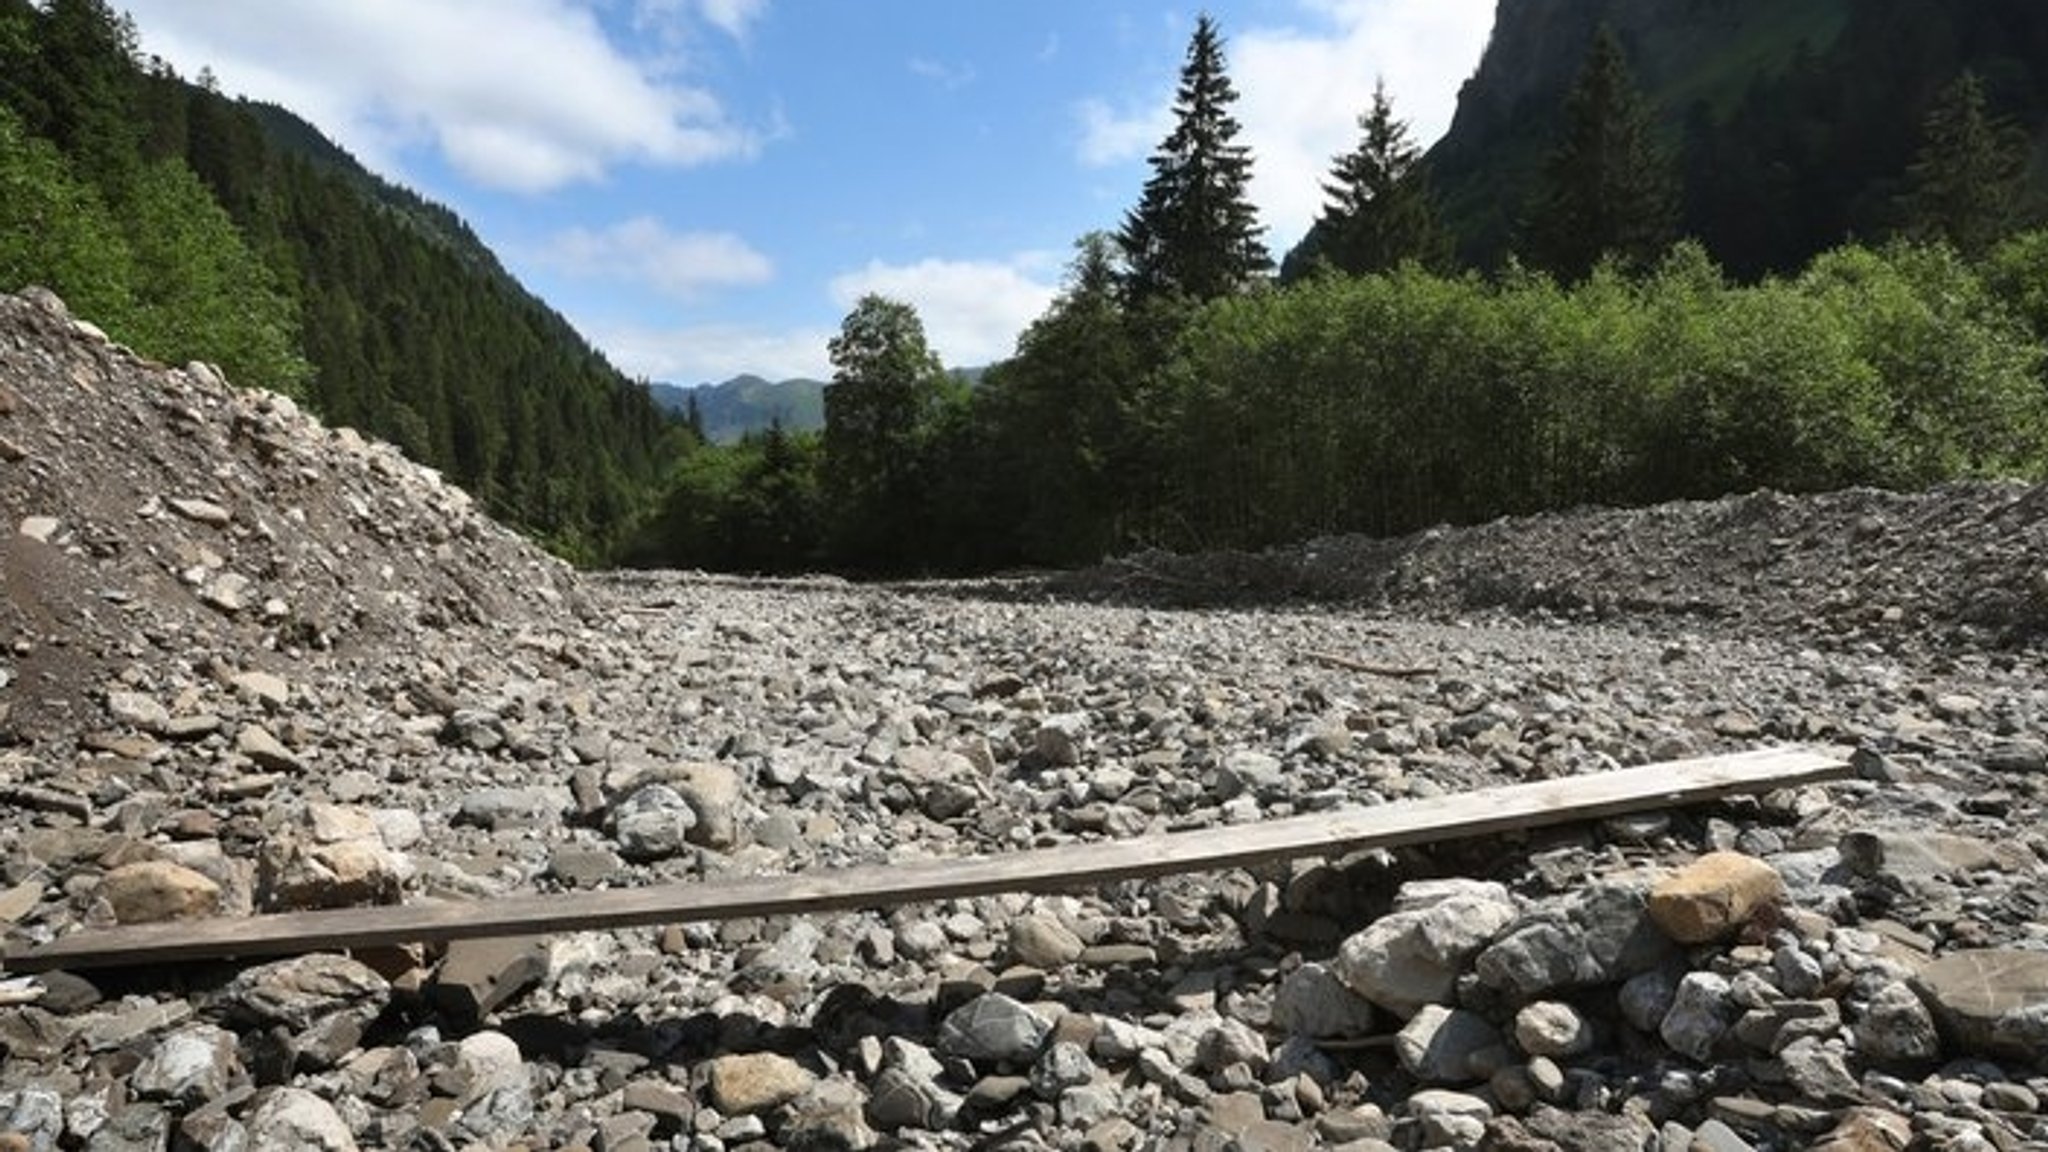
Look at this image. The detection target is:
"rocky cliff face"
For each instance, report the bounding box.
[5,289,2048,1150]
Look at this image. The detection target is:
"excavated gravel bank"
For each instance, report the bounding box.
[3,288,2047,1151]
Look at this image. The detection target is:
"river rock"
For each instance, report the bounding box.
[1335,878,1516,1017]
[1910,950,2048,1062]
[1646,852,1784,943]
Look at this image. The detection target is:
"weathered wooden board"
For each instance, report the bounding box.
[3,747,1848,972]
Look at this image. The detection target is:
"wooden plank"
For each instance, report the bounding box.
[3,746,1848,972]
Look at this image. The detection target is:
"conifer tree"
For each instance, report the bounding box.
[1117,14,1269,306]
[1290,80,1450,279]
[1525,25,1677,281]
[1897,71,2031,258]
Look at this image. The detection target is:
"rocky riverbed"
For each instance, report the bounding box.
[3,286,2048,1151]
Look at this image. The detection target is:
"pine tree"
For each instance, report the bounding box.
[1117,14,1269,306]
[1525,25,1677,281]
[1289,80,1450,280]
[1897,71,2031,258]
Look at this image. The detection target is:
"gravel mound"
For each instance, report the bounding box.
[3,288,2047,1151]
[1056,484,2048,648]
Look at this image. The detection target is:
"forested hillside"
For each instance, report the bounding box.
[0,0,677,560]
[1424,0,2048,275]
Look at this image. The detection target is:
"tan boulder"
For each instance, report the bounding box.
[102,860,221,924]
[1647,851,1784,943]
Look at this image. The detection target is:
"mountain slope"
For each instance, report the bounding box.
[0,0,676,561]
[1420,0,2048,276]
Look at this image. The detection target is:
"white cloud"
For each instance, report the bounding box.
[1073,0,1493,251]
[694,0,769,41]
[829,256,1061,370]
[1077,96,1174,168]
[126,0,763,192]
[1236,0,1494,249]
[541,218,773,300]
[908,57,978,91]
[594,321,836,384]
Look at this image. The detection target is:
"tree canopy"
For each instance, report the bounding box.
[1524,25,1680,280]
[1116,14,1270,306]
[1285,80,1450,281]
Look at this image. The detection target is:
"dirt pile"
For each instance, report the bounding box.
[0,287,583,744]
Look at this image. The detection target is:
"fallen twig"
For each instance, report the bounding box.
[1302,650,1439,678]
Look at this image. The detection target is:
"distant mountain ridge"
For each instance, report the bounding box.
[652,367,989,443]
[649,375,827,443]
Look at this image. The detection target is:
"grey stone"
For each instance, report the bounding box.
[664,761,745,849]
[1524,1104,1660,1152]
[780,1078,878,1151]
[1035,714,1088,766]
[939,992,1052,1065]
[867,1065,960,1131]
[1031,1040,1097,1098]
[430,936,548,1020]
[1475,882,1674,1001]
[1217,749,1285,797]
[131,1024,243,1106]
[1910,949,2048,1062]
[706,1052,815,1115]
[1777,1036,1863,1105]
[245,1088,356,1151]
[1854,981,1941,1063]
[1010,912,1085,969]
[454,787,563,831]
[1195,1017,1269,1074]
[1335,879,1516,1017]
[1660,971,1734,1063]
[610,783,698,861]
[235,724,302,772]
[1395,1005,1500,1084]
[1272,962,1379,1039]
[217,954,389,1033]
[1689,1118,1758,1152]
[1512,1000,1594,1058]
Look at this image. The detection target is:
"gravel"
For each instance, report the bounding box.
[4,286,2048,1150]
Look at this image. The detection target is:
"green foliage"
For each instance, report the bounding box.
[1286,81,1450,282]
[1129,238,2047,554]
[0,102,134,319]
[822,294,951,569]
[1525,25,1679,281]
[973,233,1144,563]
[1798,241,2046,484]
[622,427,823,574]
[118,158,309,392]
[1896,71,2032,257]
[1117,14,1270,306]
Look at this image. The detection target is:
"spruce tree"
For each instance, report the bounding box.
[1898,71,2031,258]
[1291,79,1450,279]
[1525,25,1677,281]
[1117,14,1269,306]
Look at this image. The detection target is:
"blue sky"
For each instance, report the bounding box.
[123,1,1494,384]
